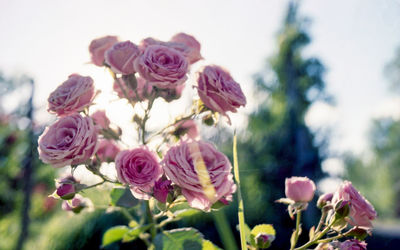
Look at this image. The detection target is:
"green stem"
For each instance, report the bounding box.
[120,208,135,221]
[213,210,239,250]
[146,201,157,239]
[314,209,328,235]
[291,211,302,250]
[233,134,247,250]
[294,218,335,250]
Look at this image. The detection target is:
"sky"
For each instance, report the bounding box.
[0,0,399,161]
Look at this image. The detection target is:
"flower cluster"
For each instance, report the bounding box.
[278,176,377,249]
[38,32,246,221]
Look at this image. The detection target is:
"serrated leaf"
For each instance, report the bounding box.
[202,240,222,250]
[102,225,129,247]
[122,224,153,243]
[154,228,203,250]
[110,187,138,208]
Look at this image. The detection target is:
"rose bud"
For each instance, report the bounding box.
[170,33,202,64]
[197,65,246,123]
[89,35,119,66]
[162,140,236,211]
[47,74,95,117]
[61,194,90,214]
[134,45,189,90]
[113,76,152,102]
[91,110,110,130]
[95,140,120,163]
[38,114,98,168]
[115,148,163,200]
[173,120,199,139]
[285,176,316,203]
[254,233,274,249]
[105,41,140,75]
[317,192,334,208]
[153,179,173,203]
[56,176,77,200]
[340,239,367,250]
[332,181,377,228]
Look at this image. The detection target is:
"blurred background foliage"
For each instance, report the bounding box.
[0,1,400,249]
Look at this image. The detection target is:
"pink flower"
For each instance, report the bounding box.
[153,179,173,203]
[340,239,367,250]
[162,140,236,211]
[47,74,95,117]
[332,181,377,228]
[197,65,246,120]
[134,45,189,90]
[285,177,316,203]
[91,110,110,129]
[89,35,119,66]
[115,148,163,199]
[56,175,77,200]
[105,41,140,75]
[170,33,202,64]
[113,76,152,102]
[62,194,90,213]
[95,140,120,163]
[174,120,199,139]
[38,114,98,168]
[317,192,334,208]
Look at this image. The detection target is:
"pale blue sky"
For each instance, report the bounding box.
[0,0,399,155]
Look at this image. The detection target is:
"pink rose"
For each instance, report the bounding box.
[134,45,189,89]
[113,76,152,102]
[48,74,95,117]
[91,110,110,129]
[332,181,377,228]
[89,35,119,66]
[170,33,202,64]
[340,239,367,250]
[38,114,98,168]
[285,176,316,203]
[153,179,173,203]
[95,140,120,163]
[197,65,246,119]
[317,192,334,208]
[174,120,199,139]
[162,140,236,211]
[115,148,163,199]
[61,194,91,213]
[105,41,140,75]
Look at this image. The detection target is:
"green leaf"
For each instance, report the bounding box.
[102,225,129,247]
[122,224,153,243]
[110,187,138,208]
[202,240,222,250]
[210,200,226,210]
[174,208,200,218]
[308,226,315,241]
[154,228,203,250]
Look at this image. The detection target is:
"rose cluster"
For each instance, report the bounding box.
[38,32,246,213]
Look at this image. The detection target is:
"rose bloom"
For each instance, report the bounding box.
[105,41,140,75]
[340,239,367,250]
[174,120,199,139]
[115,148,163,199]
[38,114,98,168]
[162,140,236,211]
[56,175,77,199]
[153,179,173,203]
[48,74,95,117]
[134,45,189,89]
[285,176,316,203]
[332,181,377,228]
[95,140,120,163]
[197,65,246,120]
[91,110,110,129]
[113,76,152,102]
[170,33,202,64]
[89,35,119,66]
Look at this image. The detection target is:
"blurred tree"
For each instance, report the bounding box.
[224,1,330,248]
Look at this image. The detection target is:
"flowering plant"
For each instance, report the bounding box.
[38,33,376,249]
